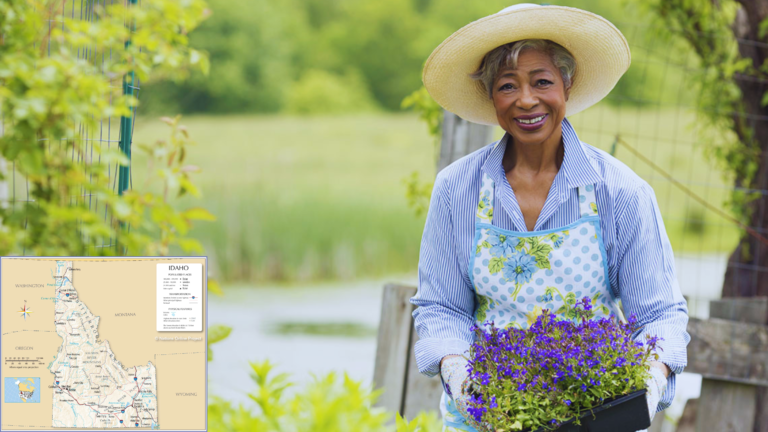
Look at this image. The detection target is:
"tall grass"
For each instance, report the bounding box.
[132,113,433,284]
[131,109,740,284]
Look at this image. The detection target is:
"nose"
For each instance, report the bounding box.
[516,85,538,110]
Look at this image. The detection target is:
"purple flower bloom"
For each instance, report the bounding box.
[466,298,663,429]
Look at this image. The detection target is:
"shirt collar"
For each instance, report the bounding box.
[481,117,603,191]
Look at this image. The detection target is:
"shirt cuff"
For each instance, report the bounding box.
[414,337,471,378]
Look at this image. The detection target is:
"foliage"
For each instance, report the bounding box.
[140,0,304,114]
[0,0,213,255]
[207,359,442,432]
[634,0,758,225]
[140,0,672,115]
[207,324,232,361]
[467,298,661,431]
[284,68,380,115]
[401,87,442,218]
[403,171,434,218]
[401,86,443,148]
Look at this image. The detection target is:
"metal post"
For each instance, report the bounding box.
[115,0,138,254]
[117,0,138,197]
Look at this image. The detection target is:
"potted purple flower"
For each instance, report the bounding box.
[466,297,662,432]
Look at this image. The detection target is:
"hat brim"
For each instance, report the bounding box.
[422,5,631,126]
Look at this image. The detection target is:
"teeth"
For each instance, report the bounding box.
[517,115,545,124]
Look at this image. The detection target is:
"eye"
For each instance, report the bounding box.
[497,83,515,91]
[536,79,553,86]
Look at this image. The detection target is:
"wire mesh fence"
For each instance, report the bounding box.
[1,0,140,254]
[558,21,766,317]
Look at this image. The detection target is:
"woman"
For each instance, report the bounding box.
[411,4,690,432]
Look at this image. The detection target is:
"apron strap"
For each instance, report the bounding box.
[578,184,598,217]
[476,172,495,223]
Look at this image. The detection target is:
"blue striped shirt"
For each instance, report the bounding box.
[411,118,690,411]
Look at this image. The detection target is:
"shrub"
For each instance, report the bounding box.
[208,359,442,432]
[284,68,380,115]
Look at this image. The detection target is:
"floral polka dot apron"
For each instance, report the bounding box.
[441,172,626,431]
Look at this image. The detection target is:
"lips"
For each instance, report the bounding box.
[514,113,548,131]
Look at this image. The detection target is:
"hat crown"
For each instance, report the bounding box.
[498,3,541,14]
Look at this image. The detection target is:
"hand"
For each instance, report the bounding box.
[644,364,668,423]
[440,356,486,431]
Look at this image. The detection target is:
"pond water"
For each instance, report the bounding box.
[209,253,725,422]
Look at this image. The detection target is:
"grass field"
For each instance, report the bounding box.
[132,113,434,283]
[130,107,740,284]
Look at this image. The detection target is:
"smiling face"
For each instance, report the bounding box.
[492,48,571,148]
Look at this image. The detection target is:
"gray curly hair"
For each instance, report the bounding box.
[470,39,576,99]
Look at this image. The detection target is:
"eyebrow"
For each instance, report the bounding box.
[498,68,551,78]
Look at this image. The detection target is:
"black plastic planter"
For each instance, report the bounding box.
[528,389,650,432]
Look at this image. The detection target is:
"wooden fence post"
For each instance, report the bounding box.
[373,284,444,419]
[438,111,494,172]
[373,284,417,414]
[687,297,768,432]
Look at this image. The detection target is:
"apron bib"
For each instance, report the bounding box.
[441,172,626,432]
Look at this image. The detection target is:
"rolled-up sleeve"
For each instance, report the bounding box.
[613,182,690,412]
[410,172,477,377]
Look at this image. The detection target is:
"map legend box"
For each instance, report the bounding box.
[156,263,203,332]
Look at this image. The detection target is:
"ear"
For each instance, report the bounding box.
[564,82,572,102]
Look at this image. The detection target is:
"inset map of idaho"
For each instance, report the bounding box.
[50,261,158,428]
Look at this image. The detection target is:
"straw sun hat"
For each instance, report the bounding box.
[422,3,631,126]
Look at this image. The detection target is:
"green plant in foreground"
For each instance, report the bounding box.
[0,0,212,255]
[207,359,442,432]
[401,86,441,218]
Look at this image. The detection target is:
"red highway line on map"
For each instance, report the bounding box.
[57,378,155,428]
[59,386,125,427]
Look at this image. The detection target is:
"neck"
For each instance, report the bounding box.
[503,127,564,174]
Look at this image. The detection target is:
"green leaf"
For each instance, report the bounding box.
[208,324,232,344]
[183,206,216,221]
[489,257,505,274]
[208,278,223,296]
[529,240,553,269]
[566,293,576,305]
[482,241,492,248]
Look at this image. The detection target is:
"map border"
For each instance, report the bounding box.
[0,256,208,432]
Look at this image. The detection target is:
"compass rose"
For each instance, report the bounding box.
[19,302,32,320]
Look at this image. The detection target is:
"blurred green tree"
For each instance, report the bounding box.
[141,0,682,115]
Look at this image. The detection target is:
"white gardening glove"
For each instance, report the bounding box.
[441,356,486,431]
[644,365,668,423]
